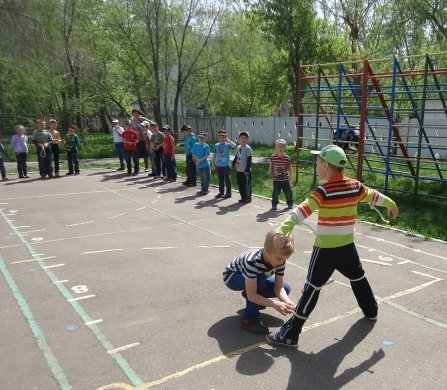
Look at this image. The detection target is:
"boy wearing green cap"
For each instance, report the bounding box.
[266,144,399,348]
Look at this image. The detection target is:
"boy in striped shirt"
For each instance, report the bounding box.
[266,145,399,347]
[223,230,296,334]
[269,139,293,210]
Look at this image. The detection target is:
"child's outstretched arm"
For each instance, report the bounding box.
[274,191,321,244]
[360,185,399,221]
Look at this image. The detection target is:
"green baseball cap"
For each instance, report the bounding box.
[311,145,347,167]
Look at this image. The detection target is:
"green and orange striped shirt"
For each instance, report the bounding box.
[277,173,397,248]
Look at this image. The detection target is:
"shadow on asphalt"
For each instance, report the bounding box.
[234,318,384,389]
[256,208,286,222]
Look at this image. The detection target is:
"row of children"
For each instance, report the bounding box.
[175,126,295,208]
[112,118,177,180]
[0,120,80,181]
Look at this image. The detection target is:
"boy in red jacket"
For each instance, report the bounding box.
[122,120,139,176]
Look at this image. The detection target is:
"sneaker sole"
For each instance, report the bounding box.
[266,333,298,348]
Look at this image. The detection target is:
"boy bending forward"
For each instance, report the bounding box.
[223,230,295,334]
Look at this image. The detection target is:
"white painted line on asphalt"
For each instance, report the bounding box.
[32,253,45,257]
[136,206,147,210]
[15,225,31,228]
[398,260,410,265]
[85,319,103,326]
[141,246,177,250]
[356,231,447,261]
[107,342,141,354]
[108,213,126,219]
[11,256,56,265]
[67,295,96,302]
[362,259,392,266]
[197,245,230,248]
[53,280,69,284]
[81,249,123,255]
[411,270,443,280]
[65,221,94,227]
[42,264,65,269]
[22,229,46,234]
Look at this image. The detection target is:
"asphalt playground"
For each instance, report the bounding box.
[1,167,446,390]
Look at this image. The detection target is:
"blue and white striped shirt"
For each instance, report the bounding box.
[223,248,285,284]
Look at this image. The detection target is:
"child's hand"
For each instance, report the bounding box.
[388,206,399,220]
[273,300,295,316]
[273,233,286,249]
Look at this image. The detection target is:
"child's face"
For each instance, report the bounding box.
[16,127,23,135]
[37,122,45,131]
[198,137,205,143]
[68,128,75,134]
[275,144,286,154]
[264,249,289,268]
[49,122,57,129]
[218,134,226,143]
[239,135,248,145]
[316,156,330,180]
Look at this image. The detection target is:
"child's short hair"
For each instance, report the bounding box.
[36,119,45,125]
[275,139,286,145]
[49,118,57,124]
[264,230,295,256]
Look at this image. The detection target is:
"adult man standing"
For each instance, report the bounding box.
[131,108,149,173]
[112,119,125,170]
[181,124,198,186]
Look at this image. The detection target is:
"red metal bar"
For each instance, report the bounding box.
[356,60,368,181]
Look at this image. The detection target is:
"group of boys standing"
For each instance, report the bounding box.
[180,127,294,208]
[112,109,177,181]
[112,115,296,209]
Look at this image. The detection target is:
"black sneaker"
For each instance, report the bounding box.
[117,167,125,171]
[266,332,298,348]
[222,193,231,199]
[271,206,277,211]
[239,317,269,335]
[186,182,197,187]
[66,172,74,175]
[215,193,224,198]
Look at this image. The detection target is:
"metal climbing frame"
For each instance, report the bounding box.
[296,53,447,200]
